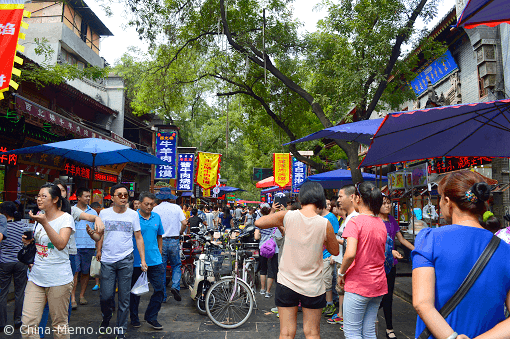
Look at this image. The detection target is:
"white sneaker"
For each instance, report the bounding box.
[265,292,272,298]
[259,289,266,295]
[271,307,278,313]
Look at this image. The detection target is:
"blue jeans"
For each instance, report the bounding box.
[39,254,76,338]
[130,264,165,323]
[343,292,383,339]
[162,238,181,299]
[100,253,134,335]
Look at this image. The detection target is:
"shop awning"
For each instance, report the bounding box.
[261,185,292,194]
[180,191,193,197]
[219,186,245,193]
[299,169,386,189]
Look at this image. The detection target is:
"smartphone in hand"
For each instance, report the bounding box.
[23,230,33,240]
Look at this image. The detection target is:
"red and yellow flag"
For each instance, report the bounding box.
[273,153,291,188]
[0,2,30,100]
[195,152,221,190]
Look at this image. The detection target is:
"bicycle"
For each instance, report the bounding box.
[204,229,259,329]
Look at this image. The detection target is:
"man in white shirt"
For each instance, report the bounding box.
[96,184,147,338]
[152,196,187,302]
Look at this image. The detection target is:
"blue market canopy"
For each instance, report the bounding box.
[300,169,386,189]
[261,185,291,194]
[457,0,510,29]
[4,138,170,167]
[180,191,193,197]
[283,118,383,146]
[219,186,245,193]
[360,99,510,167]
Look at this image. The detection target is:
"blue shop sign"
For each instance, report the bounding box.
[410,50,458,96]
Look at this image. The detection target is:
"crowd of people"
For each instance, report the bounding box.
[0,169,510,339]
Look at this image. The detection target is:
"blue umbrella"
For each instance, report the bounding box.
[4,138,169,167]
[219,186,245,193]
[283,118,383,146]
[456,0,510,29]
[299,168,386,189]
[5,138,171,189]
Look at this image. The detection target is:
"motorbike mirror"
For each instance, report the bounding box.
[242,225,256,233]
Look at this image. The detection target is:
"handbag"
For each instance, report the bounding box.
[17,223,38,265]
[417,235,501,339]
[260,228,277,258]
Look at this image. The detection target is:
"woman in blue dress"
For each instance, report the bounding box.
[412,170,510,339]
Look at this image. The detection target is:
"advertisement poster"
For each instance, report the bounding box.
[273,153,291,188]
[177,153,194,191]
[411,163,428,187]
[155,130,177,179]
[291,157,307,194]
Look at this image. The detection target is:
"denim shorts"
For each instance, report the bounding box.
[275,283,326,309]
[76,248,96,274]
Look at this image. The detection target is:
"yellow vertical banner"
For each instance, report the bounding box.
[195,152,222,190]
[203,188,211,197]
[273,153,291,188]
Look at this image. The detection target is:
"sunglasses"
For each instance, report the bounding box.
[114,193,129,198]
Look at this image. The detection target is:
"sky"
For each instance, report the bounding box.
[88,0,453,66]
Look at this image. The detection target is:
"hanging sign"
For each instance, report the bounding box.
[0,2,30,100]
[195,152,221,190]
[155,130,177,179]
[410,50,458,96]
[291,157,307,194]
[273,153,291,188]
[177,153,194,191]
[252,168,273,181]
[202,188,211,197]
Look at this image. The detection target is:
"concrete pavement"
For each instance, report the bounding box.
[4,276,418,339]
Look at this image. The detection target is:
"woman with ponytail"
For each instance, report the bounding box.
[0,201,27,331]
[21,183,75,339]
[413,170,510,339]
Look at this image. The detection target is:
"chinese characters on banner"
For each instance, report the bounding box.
[62,162,117,183]
[177,153,194,191]
[291,157,307,194]
[155,131,177,179]
[273,153,291,188]
[0,146,17,165]
[0,2,29,100]
[429,156,492,174]
[195,152,221,190]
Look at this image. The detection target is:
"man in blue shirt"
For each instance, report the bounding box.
[130,192,165,330]
[321,199,340,317]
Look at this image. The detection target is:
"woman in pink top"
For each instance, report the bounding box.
[255,182,339,339]
[338,181,387,339]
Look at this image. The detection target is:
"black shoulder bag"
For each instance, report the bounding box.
[18,223,38,265]
[417,235,501,339]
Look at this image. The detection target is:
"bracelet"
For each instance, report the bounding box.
[337,268,345,277]
[445,332,458,339]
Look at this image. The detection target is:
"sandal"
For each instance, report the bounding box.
[386,330,397,339]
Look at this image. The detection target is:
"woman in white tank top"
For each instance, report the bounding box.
[256,182,339,339]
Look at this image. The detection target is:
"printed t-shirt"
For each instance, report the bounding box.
[30,213,75,287]
[153,202,186,237]
[99,207,141,264]
[323,212,340,259]
[383,215,400,265]
[133,211,164,267]
[0,219,25,263]
[332,211,358,264]
[278,210,328,297]
[71,205,97,249]
[412,225,510,339]
[342,214,387,297]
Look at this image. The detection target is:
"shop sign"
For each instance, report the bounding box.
[273,153,291,188]
[98,163,126,176]
[429,156,492,174]
[177,153,194,191]
[111,131,136,148]
[95,172,117,183]
[155,130,177,179]
[291,157,307,194]
[227,194,235,201]
[195,152,221,190]
[388,171,411,190]
[252,168,272,181]
[63,163,91,179]
[0,146,17,165]
[410,50,458,96]
[20,152,63,168]
[203,188,211,197]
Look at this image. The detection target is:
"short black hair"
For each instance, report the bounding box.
[191,208,198,215]
[139,191,156,202]
[53,178,66,187]
[76,187,90,198]
[340,184,356,196]
[298,182,326,209]
[90,202,102,209]
[356,182,383,215]
[0,201,21,220]
[110,184,128,196]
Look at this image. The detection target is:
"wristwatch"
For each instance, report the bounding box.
[338,269,345,277]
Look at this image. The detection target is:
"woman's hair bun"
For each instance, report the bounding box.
[471,182,491,202]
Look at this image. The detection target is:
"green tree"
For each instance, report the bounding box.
[115,0,444,184]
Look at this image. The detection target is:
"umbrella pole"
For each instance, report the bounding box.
[89,154,96,195]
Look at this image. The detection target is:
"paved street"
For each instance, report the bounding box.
[4,279,418,339]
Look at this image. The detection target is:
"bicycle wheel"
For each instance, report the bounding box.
[182,265,195,289]
[205,277,253,329]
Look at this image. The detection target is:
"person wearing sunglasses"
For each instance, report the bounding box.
[95,184,147,339]
[338,181,387,339]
